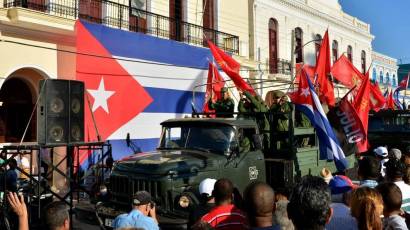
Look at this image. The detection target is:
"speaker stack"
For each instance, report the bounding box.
[37,79,84,145]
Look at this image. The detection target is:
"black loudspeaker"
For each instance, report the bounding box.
[37,79,84,144]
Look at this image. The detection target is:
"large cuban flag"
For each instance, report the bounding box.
[76,20,212,162]
[290,69,348,172]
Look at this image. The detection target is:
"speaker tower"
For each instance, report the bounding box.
[37,79,84,145]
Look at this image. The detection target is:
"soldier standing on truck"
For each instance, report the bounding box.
[269,91,292,150]
[208,87,235,118]
[240,90,270,149]
[238,91,252,119]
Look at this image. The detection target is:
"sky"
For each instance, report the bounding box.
[339,0,410,63]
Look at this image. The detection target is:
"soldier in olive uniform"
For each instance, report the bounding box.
[241,90,270,149]
[208,87,235,118]
[269,91,292,150]
[238,92,252,119]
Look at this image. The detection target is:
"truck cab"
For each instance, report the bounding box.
[96,118,266,229]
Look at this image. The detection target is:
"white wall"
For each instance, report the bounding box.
[253,0,373,75]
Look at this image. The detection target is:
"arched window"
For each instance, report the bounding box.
[295,27,303,63]
[372,68,377,82]
[332,40,338,64]
[361,50,366,74]
[347,45,353,63]
[269,18,279,74]
[379,71,384,83]
[393,74,397,87]
[386,72,390,85]
[315,34,322,59]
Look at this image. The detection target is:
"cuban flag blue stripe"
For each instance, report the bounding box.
[143,87,205,113]
[109,138,160,159]
[300,74,348,171]
[82,20,213,69]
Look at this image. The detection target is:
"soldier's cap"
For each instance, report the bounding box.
[389,148,402,160]
[273,91,285,98]
[374,146,388,158]
[132,191,152,205]
[199,178,217,197]
[221,87,228,93]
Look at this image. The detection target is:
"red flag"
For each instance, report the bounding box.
[399,73,409,89]
[369,82,386,112]
[207,41,240,73]
[386,90,395,110]
[203,62,225,114]
[331,55,363,89]
[315,30,335,106]
[335,93,368,154]
[207,40,256,95]
[352,76,371,152]
[294,63,315,84]
[289,68,312,105]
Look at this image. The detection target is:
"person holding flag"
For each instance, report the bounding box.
[203,62,226,117]
[208,87,235,118]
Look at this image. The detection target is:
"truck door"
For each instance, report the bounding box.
[219,128,266,193]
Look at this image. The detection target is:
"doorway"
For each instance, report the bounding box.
[0,78,36,142]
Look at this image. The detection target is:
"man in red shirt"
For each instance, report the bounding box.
[200,178,248,229]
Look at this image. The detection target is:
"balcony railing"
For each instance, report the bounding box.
[270,59,292,75]
[3,0,239,54]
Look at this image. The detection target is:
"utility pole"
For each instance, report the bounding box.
[290,29,295,89]
[290,29,296,128]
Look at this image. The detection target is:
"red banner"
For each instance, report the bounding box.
[315,30,335,106]
[203,62,225,114]
[207,40,256,95]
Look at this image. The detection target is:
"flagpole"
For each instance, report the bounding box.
[404,72,409,109]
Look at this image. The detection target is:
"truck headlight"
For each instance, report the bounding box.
[99,185,108,196]
[178,195,190,208]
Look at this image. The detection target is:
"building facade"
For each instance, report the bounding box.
[250,0,374,97]
[0,0,248,143]
[0,0,251,189]
[371,51,398,92]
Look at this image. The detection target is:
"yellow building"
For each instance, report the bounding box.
[0,0,249,192]
[0,0,246,142]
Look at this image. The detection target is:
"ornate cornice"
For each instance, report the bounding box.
[258,0,374,41]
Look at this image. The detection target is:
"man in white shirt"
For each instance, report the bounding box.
[385,159,410,213]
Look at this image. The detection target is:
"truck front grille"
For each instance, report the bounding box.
[110,175,162,204]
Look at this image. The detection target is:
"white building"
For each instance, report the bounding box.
[371,51,398,92]
[249,0,374,97]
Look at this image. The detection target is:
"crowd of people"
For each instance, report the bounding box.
[109,145,410,230]
[3,144,410,230]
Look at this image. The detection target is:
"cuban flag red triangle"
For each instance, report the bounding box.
[76,20,153,141]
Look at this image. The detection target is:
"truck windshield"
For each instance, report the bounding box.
[369,112,410,132]
[159,125,235,154]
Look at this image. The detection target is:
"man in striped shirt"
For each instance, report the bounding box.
[201,178,248,229]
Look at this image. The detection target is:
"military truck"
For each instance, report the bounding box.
[95,112,355,229]
[368,110,410,151]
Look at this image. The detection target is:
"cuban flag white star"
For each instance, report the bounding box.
[87,77,115,113]
[301,87,310,97]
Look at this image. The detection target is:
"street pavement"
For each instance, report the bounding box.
[73,215,100,230]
